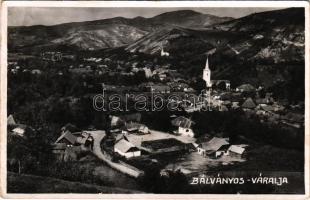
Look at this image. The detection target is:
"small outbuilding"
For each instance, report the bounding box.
[228,145,246,156]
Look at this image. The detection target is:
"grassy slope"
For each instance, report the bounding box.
[7,172,143,194]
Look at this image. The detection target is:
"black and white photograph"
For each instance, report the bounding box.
[1,1,309,196]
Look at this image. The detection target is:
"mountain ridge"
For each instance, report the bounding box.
[8,9,233,51]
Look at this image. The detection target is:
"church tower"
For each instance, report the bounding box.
[203,57,212,87]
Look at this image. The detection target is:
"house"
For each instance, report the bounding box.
[119,113,142,123]
[171,116,195,137]
[52,143,79,161]
[41,51,62,61]
[236,84,256,93]
[143,67,153,78]
[76,135,88,145]
[219,104,228,112]
[7,114,16,125]
[7,115,30,137]
[260,105,275,115]
[12,126,26,137]
[125,122,149,134]
[228,145,246,156]
[149,85,170,94]
[114,139,141,158]
[159,73,167,81]
[51,143,67,161]
[197,137,230,158]
[55,131,77,145]
[110,115,124,127]
[255,98,270,105]
[31,69,42,75]
[280,112,304,128]
[138,125,149,134]
[242,97,256,110]
[231,102,240,110]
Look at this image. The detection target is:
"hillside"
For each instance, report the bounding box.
[8,8,305,102]
[125,8,305,101]
[8,10,231,51]
[7,172,143,193]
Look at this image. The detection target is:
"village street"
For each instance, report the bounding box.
[86,131,106,160]
[87,131,143,178]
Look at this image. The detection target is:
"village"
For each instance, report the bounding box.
[7,51,305,179]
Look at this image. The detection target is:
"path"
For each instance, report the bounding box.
[86,130,143,178]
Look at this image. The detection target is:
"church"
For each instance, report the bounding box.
[203,57,230,90]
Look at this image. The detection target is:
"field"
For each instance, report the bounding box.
[7,172,143,193]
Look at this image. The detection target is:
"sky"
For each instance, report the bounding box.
[8,7,283,26]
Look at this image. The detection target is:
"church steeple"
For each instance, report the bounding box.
[203,57,212,87]
[205,57,209,70]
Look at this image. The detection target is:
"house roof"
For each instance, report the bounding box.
[171,116,194,128]
[83,130,106,136]
[52,143,67,150]
[115,139,139,153]
[242,98,256,109]
[200,137,229,151]
[256,98,269,105]
[282,113,304,123]
[110,115,123,127]
[61,123,79,133]
[7,114,16,125]
[231,102,240,108]
[12,127,25,135]
[120,113,142,123]
[237,84,256,92]
[228,145,245,154]
[151,85,170,91]
[261,105,274,112]
[220,105,229,111]
[55,131,77,144]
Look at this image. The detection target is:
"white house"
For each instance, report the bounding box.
[171,116,195,137]
[114,139,141,159]
[197,137,230,158]
[178,126,194,137]
[12,127,26,137]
